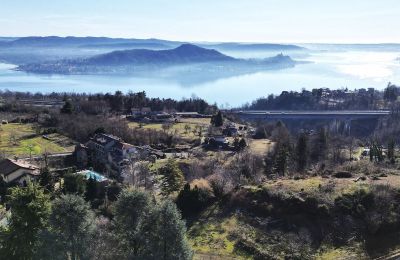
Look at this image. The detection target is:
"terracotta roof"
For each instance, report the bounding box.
[0,159,39,177]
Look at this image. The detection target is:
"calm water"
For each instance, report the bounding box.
[1,50,400,107]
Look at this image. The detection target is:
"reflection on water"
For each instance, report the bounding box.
[0,50,400,107]
[310,51,399,81]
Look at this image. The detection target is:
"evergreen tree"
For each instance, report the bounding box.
[113,188,153,257]
[39,167,54,192]
[110,90,124,112]
[159,159,185,195]
[310,127,328,162]
[176,184,211,218]
[274,142,289,176]
[296,133,308,172]
[63,172,86,195]
[384,83,399,102]
[49,194,95,260]
[0,182,51,259]
[61,100,74,114]
[150,200,193,260]
[85,176,98,202]
[268,121,292,176]
[211,111,224,127]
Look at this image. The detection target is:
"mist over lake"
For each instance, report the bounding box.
[1,45,400,107]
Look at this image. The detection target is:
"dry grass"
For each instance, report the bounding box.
[188,202,251,259]
[128,120,209,140]
[247,139,274,156]
[190,178,212,191]
[316,244,367,260]
[179,118,211,125]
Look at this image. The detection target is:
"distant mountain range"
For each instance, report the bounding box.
[17,44,297,75]
[0,36,305,52]
[0,36,180,48]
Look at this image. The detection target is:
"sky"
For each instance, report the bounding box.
[0,0,399,43]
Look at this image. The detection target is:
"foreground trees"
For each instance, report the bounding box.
[114,188,192,259]
[49,195,95,260]
[296,133,309,172]
[0,185,192,260]
[0,182,51,260]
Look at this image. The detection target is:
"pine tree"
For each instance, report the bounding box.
[150,200,193,260]
[0,182,51,259]
[159,159,185,195]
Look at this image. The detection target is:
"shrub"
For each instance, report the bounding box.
[334,171,353,178]
[334,189,374,217]
[176,183,213,218]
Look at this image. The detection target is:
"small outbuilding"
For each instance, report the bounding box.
[0,158,40,185]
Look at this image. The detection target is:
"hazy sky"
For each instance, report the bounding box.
[1,0,399,43]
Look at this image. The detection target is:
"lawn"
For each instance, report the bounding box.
[0,123,76,157]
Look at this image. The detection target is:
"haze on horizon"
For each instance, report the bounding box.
[1,0,399,44]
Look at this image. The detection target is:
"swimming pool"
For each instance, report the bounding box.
[77,170,108,182]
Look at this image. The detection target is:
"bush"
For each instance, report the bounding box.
[334,189,374,217]
[176,183,213,218]
[63,173,86,194]
[334,171,353,178]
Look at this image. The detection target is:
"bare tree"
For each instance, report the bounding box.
[9,130,17,146]
[162,123,172,133]
[124,160,153,190]
[184,124,191,135]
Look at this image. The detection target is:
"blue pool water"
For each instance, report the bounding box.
[81,170,108,182]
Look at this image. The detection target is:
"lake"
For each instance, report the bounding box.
[1,49,400,107]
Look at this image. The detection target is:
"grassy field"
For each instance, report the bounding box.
[0,123,75,157]
[189,204,250,260]
[129,118,211,140]
[247,139,274,156]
